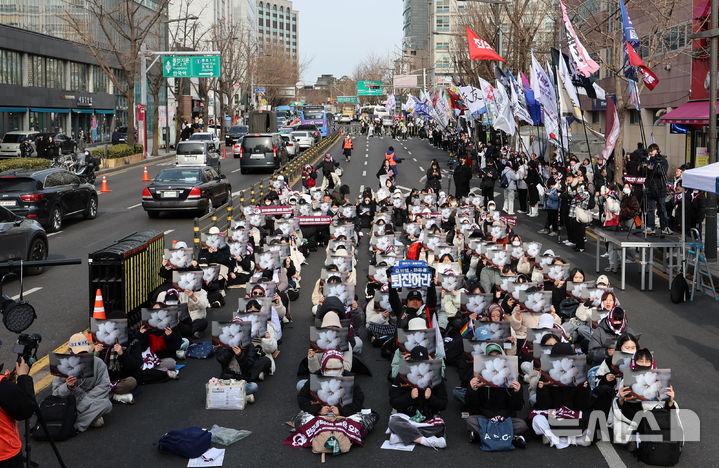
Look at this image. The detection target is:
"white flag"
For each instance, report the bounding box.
[493,80,516,135]
[509,77,533,125]
[531,54,562,148]
[459,86,486,118]
[558,56,583,120]
[479,78,497,125]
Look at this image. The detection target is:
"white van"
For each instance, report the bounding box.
[176,141,221,171]
[0,131,39,158]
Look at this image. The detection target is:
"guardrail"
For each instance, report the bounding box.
[192,131,343,255]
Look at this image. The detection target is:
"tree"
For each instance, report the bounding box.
[207,21,255,146]
[352,53,393,104]
[63,0,172,147]
[254,44,301,107]
[567,0,682,182]
[449,0,554,86]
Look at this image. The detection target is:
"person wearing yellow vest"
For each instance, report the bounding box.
[342,136,353,162]
[385,146,398,178]
[0,358,35,467]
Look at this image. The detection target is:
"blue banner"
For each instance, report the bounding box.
[619,0,639,48]
[390,260,432,288]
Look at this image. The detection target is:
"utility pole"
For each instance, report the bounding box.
[708,0,718,260]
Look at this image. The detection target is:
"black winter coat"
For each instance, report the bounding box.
[389,378,448,420]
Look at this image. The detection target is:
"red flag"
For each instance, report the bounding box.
[625,42,659,90]
[466,27,506,63]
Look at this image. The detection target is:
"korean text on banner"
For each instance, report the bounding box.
[390,260,432,288]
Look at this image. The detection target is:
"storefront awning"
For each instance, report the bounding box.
[659,100,718,125]
[31,107,70,113]
[72,108,94,114]
[94,109,115,115]
[0,107,26,113]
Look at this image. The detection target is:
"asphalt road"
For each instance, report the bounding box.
[0,149,292,365]
[23,134,714,467]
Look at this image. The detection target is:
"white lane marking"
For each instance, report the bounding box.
[164,229,175,235]
[364,161,367,166]
[232,190,242,196]
[157,162,174,167]
[407,151,412,155]
[12,287,43,300]
[126,203,142,210]
[419,166,425,172]
[596,441,627,468]
[362,171,366,177]
[412,158,417,162]
[47,231,62,237]
[231,167,242,173]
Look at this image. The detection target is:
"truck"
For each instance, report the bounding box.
[248,110,278,134]
[340,106,355,123]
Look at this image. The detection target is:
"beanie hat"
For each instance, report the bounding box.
[484,343,504,355]
[320,349,344,372]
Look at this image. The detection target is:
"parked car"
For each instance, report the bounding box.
[142,166,231,217]
[290,131,313,151]
[0,206,48,275]
[225,125,249,146]
[293,124,321,143]
[281,135,298,158]
[189,131,222,149]
[0,167,98,232]
[0,131,39,158]
[176,141,221,172]
[238,133,288,174]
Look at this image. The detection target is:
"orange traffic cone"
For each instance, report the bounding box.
[92,289,106,320]
[142,166,151,182]
[100,176,111,193]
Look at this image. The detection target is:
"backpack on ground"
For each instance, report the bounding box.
[187,341,214,359]
[500,173,510,189]
[634,408,683,466]
[32,394,77,442]
[670,274,688,304]
[158,426,212,458]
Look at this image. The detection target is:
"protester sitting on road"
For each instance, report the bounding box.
[464,343,528,448]
[588,307,635,366]
[52,333,112,432]
[530,343,592,448]
[157,288,209,339]
[388,345,448,449]
[388,278,438,330]
[93,339,138,405]
[297,351,364,417]
[592,333,639,414]
[613,348,677,445]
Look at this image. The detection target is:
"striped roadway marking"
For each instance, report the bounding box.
[11,287,42,300]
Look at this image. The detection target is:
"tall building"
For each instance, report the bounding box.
[0,0,167,140]
[256,0,299,61]
[402,0,431,73]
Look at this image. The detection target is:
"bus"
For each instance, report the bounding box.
[300,105,332,137]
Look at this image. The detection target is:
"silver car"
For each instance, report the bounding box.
[291,131,313,150]
[0,206,48,274]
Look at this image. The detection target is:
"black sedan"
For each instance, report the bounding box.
[225,125,249,146]
[142,166,231,218]
[0,206,48,274]
[0,168,98,232]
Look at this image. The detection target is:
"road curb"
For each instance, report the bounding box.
[97,153,176,176]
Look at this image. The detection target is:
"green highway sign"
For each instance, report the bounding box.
[162,55,221,78]
[357,80,384,96]
[337,95,359,104]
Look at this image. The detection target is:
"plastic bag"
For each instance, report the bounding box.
[209,425,251,446]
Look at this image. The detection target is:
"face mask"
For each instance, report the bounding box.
[623,188,631,195]
[364,198,370,204]
[323,368,343,377]
[512,240,521,247]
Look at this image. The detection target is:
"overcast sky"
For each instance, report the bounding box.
[291,0,403,84]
